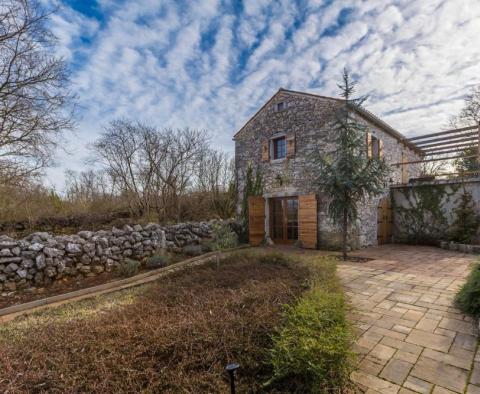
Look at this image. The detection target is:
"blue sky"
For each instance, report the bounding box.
[43,0,480,189]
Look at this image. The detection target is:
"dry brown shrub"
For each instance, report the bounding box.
[0,252,309,393]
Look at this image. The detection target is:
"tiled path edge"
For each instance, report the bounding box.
[340,245,480,394]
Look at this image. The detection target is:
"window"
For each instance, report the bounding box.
[273,136,286,159]
[276,102,285,111]
[372,136,380,158]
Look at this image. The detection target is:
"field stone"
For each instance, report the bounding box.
[36,254,46,269]
[65,243,82,254]
[16,269,27,279]
[0,249,13,257]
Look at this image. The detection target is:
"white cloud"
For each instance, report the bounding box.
[44,0,480,189]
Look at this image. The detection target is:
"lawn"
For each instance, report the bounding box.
[0,250,353,393]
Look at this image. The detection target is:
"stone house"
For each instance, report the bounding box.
[234,88,423,250]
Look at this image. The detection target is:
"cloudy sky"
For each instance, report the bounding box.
[44,0,480,189]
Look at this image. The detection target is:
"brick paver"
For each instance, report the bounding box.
[341,245,479,393]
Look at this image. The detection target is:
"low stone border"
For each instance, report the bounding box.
[440,241,480,254]
[0,246,249,323]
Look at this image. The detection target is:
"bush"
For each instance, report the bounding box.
[455,262,480,317]
[145,254,170,269]
[258,252,291,267]
[266,258,354,392]
[117,258,141,277]
[210,223,238,251]
[181,244,203,256]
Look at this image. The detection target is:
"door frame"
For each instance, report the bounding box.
[269,196,298,244]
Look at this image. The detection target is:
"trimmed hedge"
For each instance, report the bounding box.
[266,257,354,392]
[455,262,480,317]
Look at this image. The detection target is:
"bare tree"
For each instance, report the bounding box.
[449,85,480,127]
[196,149,235,218]
[90,119,211,221]
[0,0,74,183]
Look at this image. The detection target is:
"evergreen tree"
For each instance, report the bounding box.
[449,189,479,243]
[312,69,390,260]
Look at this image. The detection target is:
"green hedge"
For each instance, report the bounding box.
[266,258,354,392]
[455,262,480,317]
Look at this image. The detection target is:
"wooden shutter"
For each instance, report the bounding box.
[366,132,373,158]
[262,140,270,162]
[286,134,296,158]
[401,151,409,183]
[248,196,265,246]
[298,194,317,249]
[379,139,384,158]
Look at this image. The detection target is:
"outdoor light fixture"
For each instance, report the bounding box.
[225,363,240,394]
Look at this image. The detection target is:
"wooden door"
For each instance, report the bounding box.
[298,194,317,249]
[377,197,392,245]
[248,196,265,246]
[270,197,298,243]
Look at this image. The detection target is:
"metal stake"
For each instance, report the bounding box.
[225,363,240,394]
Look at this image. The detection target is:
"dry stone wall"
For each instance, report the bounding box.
[0,221,216,292]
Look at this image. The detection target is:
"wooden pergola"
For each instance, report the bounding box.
[393,123,480,179]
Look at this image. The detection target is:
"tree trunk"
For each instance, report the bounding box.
[342,207,348,261]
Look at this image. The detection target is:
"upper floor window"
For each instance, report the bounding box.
[276,102,285,111]
[372,136,380,158]
[367,132,383,159]
[273,136,286,159]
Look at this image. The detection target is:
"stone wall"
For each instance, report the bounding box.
[391,178,480,244]
[234,89,422,249]
[0,221,216,292]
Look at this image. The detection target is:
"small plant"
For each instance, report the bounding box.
[117,258,140,277]
[145,254,170,269]
[455,262,480,317]
[210,223,238,251]
[258,252,290,267]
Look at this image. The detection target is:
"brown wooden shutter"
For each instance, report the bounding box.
[286,134,296,158]
[248,196,265,246]
[379,139,384,158]
[262,140,270,162]
[366,132,373,158]
[298,194,317,249]
[401,151,409,183]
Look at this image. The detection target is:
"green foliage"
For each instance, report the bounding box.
[210,223,238,250]
[311,69,390,258]
[239,164,263,242]
[266,258,354,392]
[258,252,291,267]
[448,190,479,243]
[455,262,480,317]
[117,258,140,277]
[145,254,170,269]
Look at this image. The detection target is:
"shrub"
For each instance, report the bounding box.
[210,223,238,251]
[181,244,203,256]
[117,258,140,277]
[258,252,291,267]
[448,191,479,243]
[266,257,354,392]
[145,254,170,269]
[455,262,480,317]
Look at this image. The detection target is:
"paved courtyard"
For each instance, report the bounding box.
[342,245,479,394]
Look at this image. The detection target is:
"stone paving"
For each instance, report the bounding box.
[342,245,480,394]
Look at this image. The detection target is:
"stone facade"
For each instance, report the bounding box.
[234,89,422,249]
[0,221,217,292]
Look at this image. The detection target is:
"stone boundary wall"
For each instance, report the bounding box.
[0,221,218,292]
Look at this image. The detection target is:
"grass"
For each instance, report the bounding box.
[0,250,353,393]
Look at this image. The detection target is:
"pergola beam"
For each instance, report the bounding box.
[418,136,478,149]
[408,125,477,141]
[392,154,478,166]
[414,131,479,146]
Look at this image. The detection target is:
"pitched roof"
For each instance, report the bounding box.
[233,88,422,154]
